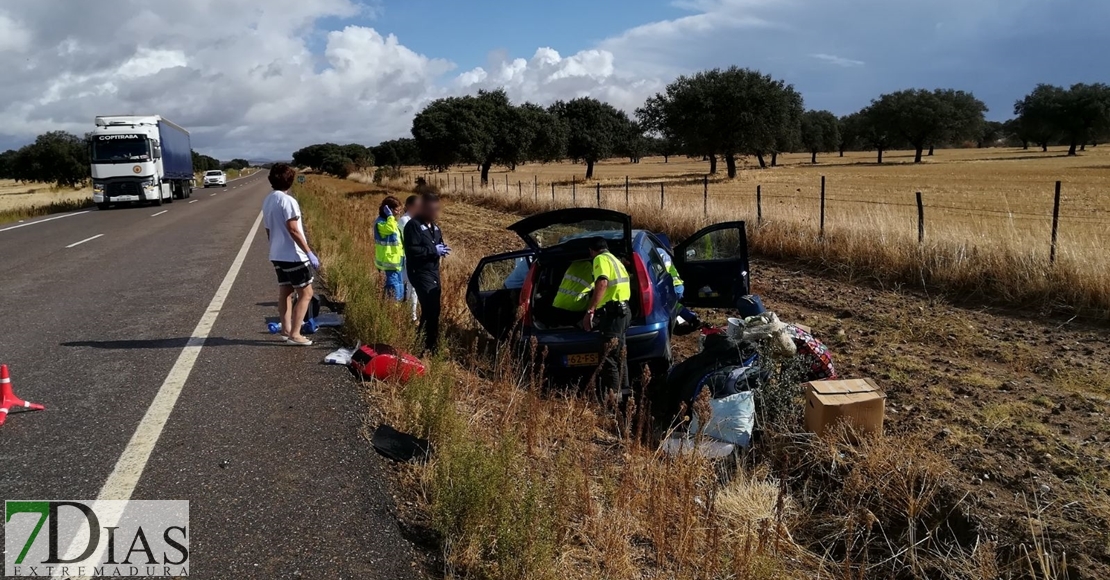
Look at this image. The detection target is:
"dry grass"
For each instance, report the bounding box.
[0,179,92,213]
[294,174,1030,580]
[0,180,93,225]
[423,146,1110,319]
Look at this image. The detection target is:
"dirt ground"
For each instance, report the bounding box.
[434,194,1110,577]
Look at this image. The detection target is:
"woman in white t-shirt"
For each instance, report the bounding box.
[398,195,420,323]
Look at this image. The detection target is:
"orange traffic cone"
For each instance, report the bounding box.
[0,364,45,427]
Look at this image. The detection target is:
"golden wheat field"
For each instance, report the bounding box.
[409,146,1110,317]
[0,179,91,212]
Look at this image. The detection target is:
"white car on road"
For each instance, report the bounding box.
[203,170,227,188]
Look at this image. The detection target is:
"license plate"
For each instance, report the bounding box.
[566,353,599,367]
[115,195,138,201]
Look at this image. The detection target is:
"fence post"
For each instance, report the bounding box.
[703,175,709,218]
[625,176,630,207]
[534,175,538,199]
[756,185,762,225]
[1050,181,1062,264]
[916,191,924,244]
[660,182,665,210]
[596,183,601,207]
[506,174,509,192]
[819,175,826,237]
[519,180,522,199]
[551,182,555,202]
[471,175,475,193]
[572,177,576,203]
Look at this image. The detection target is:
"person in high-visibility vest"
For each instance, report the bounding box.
[374,196,405,301]
[656,248,684,299]
[547,259,594,326]
[583,237,632,402]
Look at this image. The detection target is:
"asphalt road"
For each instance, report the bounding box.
[0,174,422,579]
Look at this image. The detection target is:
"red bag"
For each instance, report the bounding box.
[350,344,426,382]
[785,325,838,381]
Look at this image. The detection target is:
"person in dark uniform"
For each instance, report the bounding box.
[582,237,632,403]
[402,193,449,354]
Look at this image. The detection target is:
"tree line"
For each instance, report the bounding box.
[390,69,1110,179]
[1,130,245,187]
[291,139,423,178]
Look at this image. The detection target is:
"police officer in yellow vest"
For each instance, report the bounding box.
[374,196,405,301]
[582,237,632,401]
[547,259,594,326]
[655,248,684,299]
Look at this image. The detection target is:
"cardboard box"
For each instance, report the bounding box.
[804,378,885,437]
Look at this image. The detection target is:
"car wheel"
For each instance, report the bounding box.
[96,202,110,211]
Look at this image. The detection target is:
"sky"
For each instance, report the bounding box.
[1,0,1107,160]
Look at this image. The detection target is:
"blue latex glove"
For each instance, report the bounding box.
[435,243,451,257]
[307,252,321,269]
[383,206,393,217]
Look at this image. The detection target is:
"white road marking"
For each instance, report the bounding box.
[63,213,263,569]
[65,234,104,248]
[210,193,217,197]
[0,210,91,233]
[151,210,168,217]
[97,211,264,501]
[188,200,198,204]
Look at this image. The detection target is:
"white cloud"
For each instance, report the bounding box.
[0,11,31,52]
[0,0,1106,158]
[453,47,657,114]
[810,53,865,68]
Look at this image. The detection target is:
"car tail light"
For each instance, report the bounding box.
[519,263,538,327]
[632,254,653,317]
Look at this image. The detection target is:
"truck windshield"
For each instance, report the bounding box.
[92,138,150,163]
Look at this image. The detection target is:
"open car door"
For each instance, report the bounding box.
[466,249,536,340]
[673,221,750,309]
[507,208,633,256]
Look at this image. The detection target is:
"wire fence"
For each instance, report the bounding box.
[420,171,1107,265]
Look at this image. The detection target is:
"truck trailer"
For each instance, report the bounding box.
[90,115,194,209]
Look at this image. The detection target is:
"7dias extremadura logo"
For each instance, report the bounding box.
[5,500,189,577]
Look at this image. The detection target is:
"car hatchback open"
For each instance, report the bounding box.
[466,208,751,385]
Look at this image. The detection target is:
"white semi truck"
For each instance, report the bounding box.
[90,115,194,209]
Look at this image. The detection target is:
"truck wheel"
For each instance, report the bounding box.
[97,203,110,211]
[153,194,163,207]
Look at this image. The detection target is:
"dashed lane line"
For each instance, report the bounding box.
[65,234,104,248]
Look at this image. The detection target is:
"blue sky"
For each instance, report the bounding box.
[1,0,1108,158]
[324,0,679,68]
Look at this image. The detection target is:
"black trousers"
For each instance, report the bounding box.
[595,301,631,401]
[413,281,442,354]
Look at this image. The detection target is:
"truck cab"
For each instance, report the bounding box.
[90,116,193,209]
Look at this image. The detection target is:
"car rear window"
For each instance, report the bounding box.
[532,221,626,248]
[206,171,223,176]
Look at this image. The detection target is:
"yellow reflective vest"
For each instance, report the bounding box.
[553,260,595,311]
[592,251,631,304]
[374,216,403,271]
